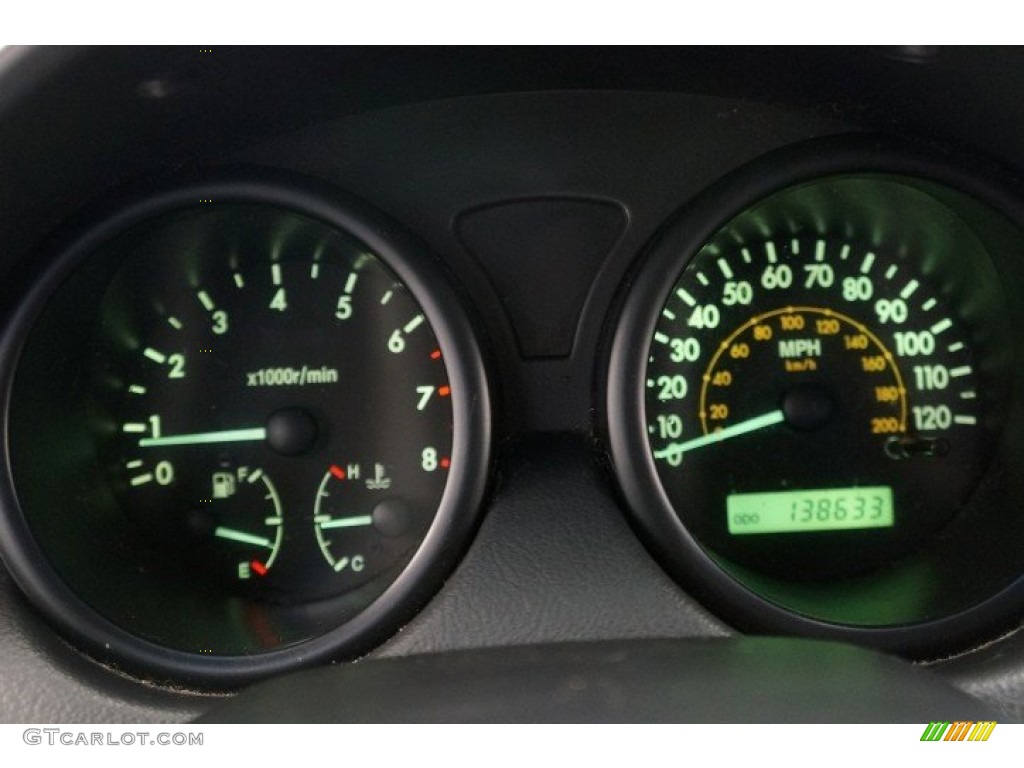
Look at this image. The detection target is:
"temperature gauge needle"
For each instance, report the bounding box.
[653,409,785,459]
[315,514,373,530]
[138,427,266,448]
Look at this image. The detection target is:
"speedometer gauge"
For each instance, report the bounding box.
[607,143,1024,655]
[0,172,492,683]
[646,232,988,579]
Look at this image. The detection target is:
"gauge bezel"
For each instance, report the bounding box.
[0,169,493,685]
[605,135,1024,657]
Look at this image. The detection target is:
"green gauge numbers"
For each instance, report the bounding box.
[643,237,987,579]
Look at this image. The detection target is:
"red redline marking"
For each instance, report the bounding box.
[440,457,451,469]
[430,349,442,360]
[329,464,346,480]
[251,560,268,577]
[438,385,451,397]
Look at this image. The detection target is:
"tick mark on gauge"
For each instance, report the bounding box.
[741,248,753,264]
[197,290,215,311]
[662,308,676,320]
[271,263,282,286]
[167,317,183,330]
[233,273,245,289]
[790,239,800,255]
[143,347,167,364]
[696,272,710,286]
[380,290,394,305]
[676,288,697,307]
[860,252,875,274]
[128,384,147,395]
[900,280,919,299]
[922,298,937,311]
[948,341,964,352]
[717,258,733,279]
[344,273,358,294]
[815,239,826,262]
[404,314,425,333]
[885,264,898,280]
[930,318,952,335]
[840,244,851,260]
[765,242,778,263]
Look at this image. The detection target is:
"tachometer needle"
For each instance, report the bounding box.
[214,527,274,549]
[653,409,785,460]
[138,427,266,448]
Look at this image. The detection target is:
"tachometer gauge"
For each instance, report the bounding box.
[101,217,453,600]
[607,144,1024,655]
[0,173,492,683]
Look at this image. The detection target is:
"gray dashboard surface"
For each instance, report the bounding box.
[0,566,210,723]
[204,638,1008,724]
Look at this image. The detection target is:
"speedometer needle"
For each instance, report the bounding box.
[139,427,267,448]
[653,409,785,459]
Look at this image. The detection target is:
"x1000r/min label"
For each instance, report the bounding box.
[246,366,340,387]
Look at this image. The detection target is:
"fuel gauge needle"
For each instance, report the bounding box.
[213,527,274,549]
[653,409,785,459]
[138,427,266,448]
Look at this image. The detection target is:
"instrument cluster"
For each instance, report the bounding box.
[3,135,1024,683]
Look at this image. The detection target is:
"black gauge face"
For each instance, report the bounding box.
[645,235,989,578]
[102,215,451,600]
[1,180,491,678]
[608,165,1024,644]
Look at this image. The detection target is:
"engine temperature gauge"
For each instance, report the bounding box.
[313,461,419,578]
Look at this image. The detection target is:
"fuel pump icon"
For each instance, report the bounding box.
[212,472,237,499]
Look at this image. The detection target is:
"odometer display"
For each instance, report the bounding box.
[727,486,894,536]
